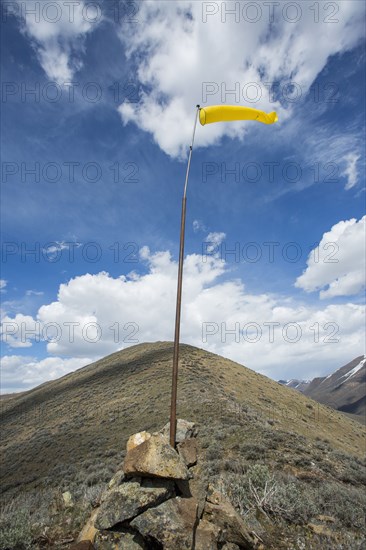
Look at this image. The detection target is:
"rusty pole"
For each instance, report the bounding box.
[170,105,200,448]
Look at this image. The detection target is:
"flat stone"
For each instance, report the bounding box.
[203,486,256,549]
[94,529,147,549]
[107,470,126,490]
[94,478,174,530]
[176,462,208,520]
[131,496,198,550]
[195,519,219,550]
[123,433,189,480]
[206,484,224,505]
[77,510,99,544]
[62,490,74,507]
[160,419,197,443]
[70,542,95,550]
[177,438,198,467]
[127,431,152,451]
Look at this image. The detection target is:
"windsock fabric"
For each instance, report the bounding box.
[199,105,278,126]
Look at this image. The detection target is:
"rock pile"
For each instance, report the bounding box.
[73,419,259,550]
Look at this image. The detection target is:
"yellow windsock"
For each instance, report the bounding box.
[199,105,278,126]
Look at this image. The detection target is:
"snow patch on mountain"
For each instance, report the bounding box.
[338,356,366,385]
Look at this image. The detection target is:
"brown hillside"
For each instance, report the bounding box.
[1,341,364,498]
[1,342,366,549]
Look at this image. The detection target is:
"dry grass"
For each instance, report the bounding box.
[1,342,365,548]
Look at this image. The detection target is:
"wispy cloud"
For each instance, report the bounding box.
[193,220,207,233]
[25,290,44,297]
[11,0,102,83]
[341,152,361,190]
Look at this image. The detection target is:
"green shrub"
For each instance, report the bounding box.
[316,482,366,529]
[0,508,33,550]
[268,479,318,523]
[239,443,266,460]
[221,464,318,524]
[206,444,220,461]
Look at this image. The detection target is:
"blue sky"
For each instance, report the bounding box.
[1,0,365,392]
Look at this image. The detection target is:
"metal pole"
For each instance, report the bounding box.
[170,105,200,447]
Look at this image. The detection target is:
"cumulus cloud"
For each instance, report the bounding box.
[1,313,40,348]
[11,0,101,83]
[295,216,366,299]
[118,1,365,157]
[1,355,92,393]
[2,239,365,388]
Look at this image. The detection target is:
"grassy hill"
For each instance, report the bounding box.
[1,342,365,548]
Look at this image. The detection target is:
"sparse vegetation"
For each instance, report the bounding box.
[1,342,365,548]
[213,462,365,547]
[0,483,107,550]
[0,508,33,550]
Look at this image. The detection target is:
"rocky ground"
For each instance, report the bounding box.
[71,419,258,550]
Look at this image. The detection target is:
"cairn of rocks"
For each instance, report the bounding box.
[72,420,260,550]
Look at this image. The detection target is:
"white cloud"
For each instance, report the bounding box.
[193,220,207,233]
[204,232,226,253]
[295,216,366,299]
[0,280,7,293]
[42,241,82,261]
[1,355,92,393]
[12,0,101,83]
[118,1,365,158]
[25,290,44,296]
[1,313,40,348]
[341,152,361,190]
[2,237,365,387]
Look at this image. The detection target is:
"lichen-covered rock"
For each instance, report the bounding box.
[107,469,126,490]
[195,519,219,550]
[127,431,152,451]
[177,438,197,467]
[70,542,95,550]
[203,485,256,549]
[130,496,198,550]
[94,529,147,549]
[206,484,224,505]
[175,462,208,520]
[94,478,174,530]
[123,433,189,480]
[160,419,197,443]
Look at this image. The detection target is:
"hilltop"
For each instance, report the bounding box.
[1,342,365,549]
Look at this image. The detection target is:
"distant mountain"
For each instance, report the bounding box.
[303,356,366,419]
[278,379,311,392]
